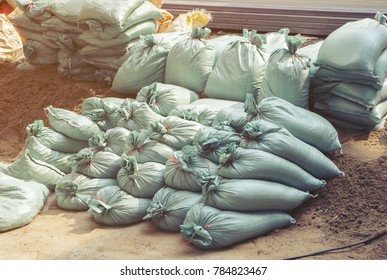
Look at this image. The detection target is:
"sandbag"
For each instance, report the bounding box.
[23,39,58,65]
[181,204,295,249]
[211,106,248,133]
[26,120,88,153]
[164,146,217,192]
[168,104,218,126]
[259,34,311,109]
[117,155,164,198]
[125,130,176,164]
[298,40,323,76]
[240,120,342,179]
[143,186,202,232]
[17,27,60,49]
[136,83,199,116]
[314,94,387,131]
[88,185,151,226]
[55,173,117,211]
[218,143,325,192]
[192,126,241,164]
[117,99,163,132]
[41,15,87,34]
[112,32,186,94]
[15,0,52,22]
[0,150,65,190]
[200,174,311,212]
[245,95,342,152]
[264,28,290,55]
[26,136,73,174]
[207,34,246,64]
[190,98,245,111]
[204,29,268,102]
[11,13,49,33]
[81,96,125,113]
[0,172,49,232]
[315,13,387,90]
[88,127,131,155]
[80,40,137,58]
[45,106,101,141]
[165,27,215,93]
[149,116,203,150]
[69,148,121,178]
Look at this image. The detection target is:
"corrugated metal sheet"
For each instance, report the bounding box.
[163,0,387,36]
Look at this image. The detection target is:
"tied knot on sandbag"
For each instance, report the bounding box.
[191,26,211,40]
[197,133,221,153]
[145,83,160,110]
[244,93,263,120]
[86,19,104,32]
[374,11,387,25]
[59,181,79,196]
[127,130,152,152]
[88,131,107,150]
[173,145,199,172]
[242,119,283,140]
[143,201,167,220]
[84,108,107,122]
[141,34,157,47]
[180,221,212,246]
[285,34,310,70]
[69,148,94,169]
[198,172,219,197]
[23,43,36,60]
[218,142,239,167]
[26,120,44,137]
[88,194,112,214]
[150,121,168,135]
[120,154,140,178]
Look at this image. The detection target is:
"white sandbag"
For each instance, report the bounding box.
[181,204,295,249]
[240,119,342,179]
[117,155,164,198]
[168,104,218,126]
[26,136,73,174]
[41,15,87,34]
[15,0,52,22]
[0,172,49,232]
[45,105,101,141]
[192,126,241,164]
[79,40,137,58]
[149,116,204,150]
[245,95,342,152]
[136,83,199,116]
[88,185,151,226]
[55,173,117,211]
[218,143,325,192]
[117,99,163,131]
[208,34,246,64]
[201,174,311,212]
[259,34,311,109]
[26,120,88,153]
[190,98,245,110]
[88,127,131,155]
[164,146,217,192]
[264,28,290,54]
[69,148,121,178]
[204,29,268,102]
[125,130,176,164]
[23,39,58,65]
[0,150,65,190]
[11,13,49,33]
[144,186,202,232]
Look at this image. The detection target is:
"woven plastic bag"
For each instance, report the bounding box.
[168,104,218,126]
[88,127,131,156]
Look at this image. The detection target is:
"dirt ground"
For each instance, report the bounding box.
[0,62,386,260]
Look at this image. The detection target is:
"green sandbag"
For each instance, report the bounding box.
[55,173,117,211]
[23,39,58,65]
[211,106,248,133]
[136,82,199,116]
[26,136,73,174]
[259,34,311,109]
[117,99,163,132]
[0,172,49,232]
[192,126,241,164]
[69,148,121,178]
[190,98,244,111]
[264,28,290,55]
[165,27,215,93]
[208,34,246,64]
[164,146,217,192]
[88,185,151,226]
[168,104,218,126]
[112,32,186,94]
[26,120,88,154]
[204,29,269,102]
[240,120,342,179]
[125,130,176,164]
[314,93,387,131]
[245,95,342,152]
[0,150,65,191]
[117,155,164,198]
[45,105,101,141]
[181,204,295,249]
[144,186,202,232]
[88,127,131,156]
[81,96,125,113]
[200,174,311,212]
[218,143,325,192]
[149,116,204,150]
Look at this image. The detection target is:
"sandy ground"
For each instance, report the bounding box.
[0,62,386,260]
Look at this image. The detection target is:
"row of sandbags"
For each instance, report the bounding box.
[311,12,387,130]
[112,27,320,110]
[11,0,163,80]
[0,85,342,248]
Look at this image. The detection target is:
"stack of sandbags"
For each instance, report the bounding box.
[312,12,387,130]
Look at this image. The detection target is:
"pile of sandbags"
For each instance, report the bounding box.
[312,12,387,130]
[11,0,163,81]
